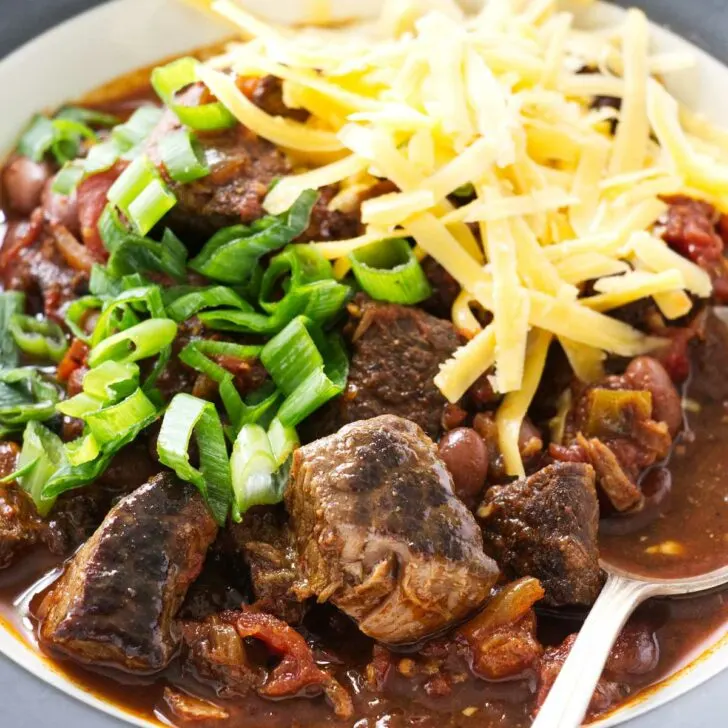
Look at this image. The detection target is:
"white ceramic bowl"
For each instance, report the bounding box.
[0,2,726,726]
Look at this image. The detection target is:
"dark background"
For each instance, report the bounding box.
[0,0,727,726]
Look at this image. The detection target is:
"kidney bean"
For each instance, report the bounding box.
[2,155,52,215]
[438,428,489,503]
[626,356,683,436]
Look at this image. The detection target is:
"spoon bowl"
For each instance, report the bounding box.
[531,562,728,728]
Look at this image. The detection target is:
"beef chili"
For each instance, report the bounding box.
[1,3,728,727]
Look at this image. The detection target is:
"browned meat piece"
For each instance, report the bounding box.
[0,442,44,570]
[535,623,659,719]
[457,577,545,680]
[38,473,218,672]
[224,610,353,718]
[307,298,461,441]
[287,415,499,643]
[1,214,88,321]
[180,615,261,697]
[144,86,357,246]
[662,195,728,300]
[479,462,602,606]
[222,506,308,624]
[142,86,289,242]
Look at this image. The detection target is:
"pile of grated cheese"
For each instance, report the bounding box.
[197,0,728,477]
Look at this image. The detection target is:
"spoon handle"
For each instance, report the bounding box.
[531,574,659,728]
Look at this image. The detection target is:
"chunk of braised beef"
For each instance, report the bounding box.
[38,473,218,672]
[305,298,461,441]
[222,610,353,719]
[222,506,308,625]
[288,415,499,644]
[479,463,602,606]
[535,623,659,719]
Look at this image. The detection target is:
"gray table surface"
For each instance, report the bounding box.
[0,0,727,726]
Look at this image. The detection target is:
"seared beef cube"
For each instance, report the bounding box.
[287,415,499,644]
[180,615,260,697]
[145,88,359,245]
[479,462,602,606]
[308,299,460,441]
[38,473,218,672]
[0,442,44,569]
[223,506,307,624]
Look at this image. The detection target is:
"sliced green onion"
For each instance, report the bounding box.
[17,115,56,161]
[159,128,209,183]
[42,395,160,500]
[88,318,178,368]
[98,203,130,253]
[0,368,61,427]
[85,387,157,446]
[261,316,323,396]
[230,424,280,521]
[106,231,188,282]
[55,106,120,128]
[50,119,97,163]
[9,314,68,363]
[84,140,123,175]
[111,106,164,152]
[14,421,66,516]
[157,393,233,525]
[52,161,85,195]
[260,317,348,427]
[151,57,236,131]
[127,177,177,235]
[65,296,103,342]
[107,155,158,211]
[82,360,139,402]
[349,237,432,305]
[190,190,318,284]
[90,285,165,346]
[166,286,252,323]
[106,156,176,236]
[65,433,101,466]
[259,244,334,313]
[268,417,299,467]
[222,380,281,435]
[0,291,26,368]
[179,340,262,385]
[56,392,105,419]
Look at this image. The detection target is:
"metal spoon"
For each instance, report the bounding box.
[531,561,728,728]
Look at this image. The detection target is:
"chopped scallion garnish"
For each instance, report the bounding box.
[157,393,233,525]
[159,128,210,183]
[349,237,432,305]
[9,314,68,363]
[151,57,236,131]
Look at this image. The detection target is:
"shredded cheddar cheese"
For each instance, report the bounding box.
[200,0,726,475]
